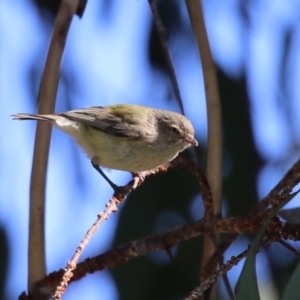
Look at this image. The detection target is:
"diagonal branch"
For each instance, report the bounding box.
[52,167,166,299]
[148,0,185,114]
[53,156,210,298]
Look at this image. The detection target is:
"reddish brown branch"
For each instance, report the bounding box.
[253,158,300,215]
[170,156,214,218]
[184,248,250,300]
[29,217,300,295]
[17,217,300,300]
[20,155,300,299]
[52,167,167,299]
[203,158,300,276]
[52,157,208,298]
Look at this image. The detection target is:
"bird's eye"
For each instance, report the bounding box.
[169,126,180,135]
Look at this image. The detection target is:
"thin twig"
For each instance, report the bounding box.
[52,197,122,299]
[28,0,82,296]
[170,156,213,216]
[52,166,169,299]
[202,234,238,276]
[278,240,300,257]
[252,158,300,215]
[184,248,249,300]
[222,272,236,300]
[148,0,185,114]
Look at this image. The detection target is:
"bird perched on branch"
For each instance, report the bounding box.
[12,104,198,191]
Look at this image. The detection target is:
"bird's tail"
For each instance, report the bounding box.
[11,113,57,122]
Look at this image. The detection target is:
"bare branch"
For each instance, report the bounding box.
[185,0,223,289]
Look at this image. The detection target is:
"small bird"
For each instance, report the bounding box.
[12,104,198,191]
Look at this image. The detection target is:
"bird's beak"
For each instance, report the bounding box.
[185,135,198,147]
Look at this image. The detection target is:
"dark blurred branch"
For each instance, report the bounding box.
[76,0,88,17]
[148,0,185,114]
[28,0,85,298]
[278,240,300,257]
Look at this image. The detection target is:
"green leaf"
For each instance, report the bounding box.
[235,191,299,300]
[281,259,300,300]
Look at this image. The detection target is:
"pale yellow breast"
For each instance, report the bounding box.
[53,118,185,172]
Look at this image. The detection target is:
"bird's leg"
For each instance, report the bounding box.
[91,158,125,193]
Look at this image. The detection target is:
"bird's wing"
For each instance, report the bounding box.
[61,107,141,139]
